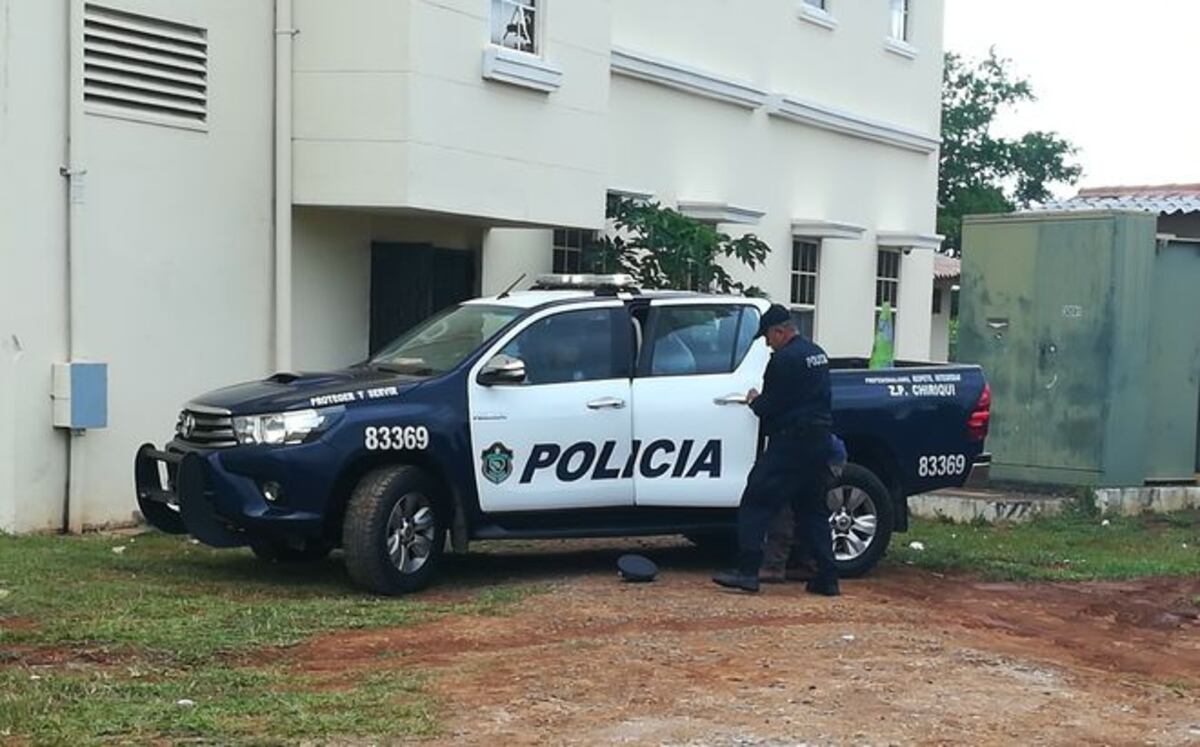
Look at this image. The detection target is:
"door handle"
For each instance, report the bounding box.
[586,397,627,410]
[714,393,749,406]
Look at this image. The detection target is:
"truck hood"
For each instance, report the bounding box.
[188,367,428,415]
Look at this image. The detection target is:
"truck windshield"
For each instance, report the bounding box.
[369,304,522,376]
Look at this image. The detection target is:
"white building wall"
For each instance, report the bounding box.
[0,0,71,533]
[481,229,554,296]
[605,0,944,360]
[2,0,947,532]
[292,208,372,370]
[292,0,611,230]
[0,0,276,532]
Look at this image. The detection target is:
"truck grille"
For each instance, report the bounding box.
[175,407,236,448]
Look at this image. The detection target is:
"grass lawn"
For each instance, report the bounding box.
[889,510,1200,581]
[0,532,524,744]
[1,510,1197,743]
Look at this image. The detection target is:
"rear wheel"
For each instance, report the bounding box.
[342,465,446,595]
[826,463,894,578]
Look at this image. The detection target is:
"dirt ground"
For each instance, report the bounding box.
[290,538,1200,746]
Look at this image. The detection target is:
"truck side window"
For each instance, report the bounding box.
[642,305,752,377]
[500,308,627,385]
[732,306,759,369]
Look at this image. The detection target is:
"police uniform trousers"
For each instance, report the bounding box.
[736,428,836,583]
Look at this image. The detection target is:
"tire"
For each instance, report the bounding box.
[342,465,446,596]
[826,463,894,578]
[249,538,333,564]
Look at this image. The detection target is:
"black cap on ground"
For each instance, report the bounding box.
[617,554,658,583]
[756,304,791,338]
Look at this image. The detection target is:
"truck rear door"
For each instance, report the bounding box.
[631,299,768,507]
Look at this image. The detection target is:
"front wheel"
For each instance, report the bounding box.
[826,463,894,578]
[342,466,446,595]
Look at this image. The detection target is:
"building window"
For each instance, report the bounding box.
[553,229,594,274]
[875,250,901,337]
[491,0,538,55]
[876,249,901,310]
[889,0,910,41]
[931,287,943,315]
[790,239,819,339]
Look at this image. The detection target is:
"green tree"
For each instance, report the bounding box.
[583,194,770,295]
[939,49,1082,254]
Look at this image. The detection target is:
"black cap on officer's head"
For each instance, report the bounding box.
[617,554,658,583]
[756,304,792,338]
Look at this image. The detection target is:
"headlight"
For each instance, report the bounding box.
[232,407,341,446]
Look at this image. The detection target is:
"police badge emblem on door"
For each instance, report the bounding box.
[481,443,515,485]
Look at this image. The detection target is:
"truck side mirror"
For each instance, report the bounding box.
[477,354,526,386]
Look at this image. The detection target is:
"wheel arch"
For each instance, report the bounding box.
[840,434,908,533]
[325,451,470,552]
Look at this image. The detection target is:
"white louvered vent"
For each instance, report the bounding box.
[83,4,208,126]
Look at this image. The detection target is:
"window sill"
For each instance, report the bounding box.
[884,37,919,60]
[482,46,563,93]
[797,3,838,31]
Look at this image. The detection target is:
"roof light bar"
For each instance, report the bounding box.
[532,273,637,290]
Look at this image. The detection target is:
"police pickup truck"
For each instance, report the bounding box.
[135,274,990,595]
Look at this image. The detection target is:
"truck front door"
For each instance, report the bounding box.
[468,302,635,512]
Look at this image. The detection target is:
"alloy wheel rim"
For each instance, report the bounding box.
[826,485,878,562]
[384,492,436,574]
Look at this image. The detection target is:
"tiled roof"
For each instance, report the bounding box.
[1042,183,1200,215]
[934,254,960,280]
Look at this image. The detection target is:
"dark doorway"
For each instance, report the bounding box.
[370,243,477,354]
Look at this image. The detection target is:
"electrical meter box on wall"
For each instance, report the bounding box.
[52,362,108,429]
[959,210,1200,488]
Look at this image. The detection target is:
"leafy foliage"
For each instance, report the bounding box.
[939,49,1082,254]
[583,194,771,295]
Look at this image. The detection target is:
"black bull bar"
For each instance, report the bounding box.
[134,443,247,547]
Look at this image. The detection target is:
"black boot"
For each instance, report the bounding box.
[805,578,840,597]
[713,570,760,592]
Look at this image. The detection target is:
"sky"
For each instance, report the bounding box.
[943,0,1200,197]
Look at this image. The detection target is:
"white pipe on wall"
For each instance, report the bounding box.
[274,0,295,372]
[63,0,86,533]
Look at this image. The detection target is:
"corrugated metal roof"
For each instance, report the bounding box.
[1042,183,1200,215]
[934,254,960,279]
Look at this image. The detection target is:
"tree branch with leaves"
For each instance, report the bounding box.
[583,194,770,295]
[938,49,1082,254]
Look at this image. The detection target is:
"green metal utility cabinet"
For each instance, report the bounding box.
[960,210,1200,487]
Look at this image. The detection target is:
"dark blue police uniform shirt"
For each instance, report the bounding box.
[749,335,832,436]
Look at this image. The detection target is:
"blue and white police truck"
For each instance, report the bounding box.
[135,274,990,595]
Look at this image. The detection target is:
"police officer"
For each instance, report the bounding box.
[713,304,839,595]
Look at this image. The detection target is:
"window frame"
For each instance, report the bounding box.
[889,0,910,42]
[551,228,595,275]
[875,248,902,334]
[490,0,542,57]
[875,249,901,311]
[493,304,632,387]
[789,237,821,341]
[636,304,760,379]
